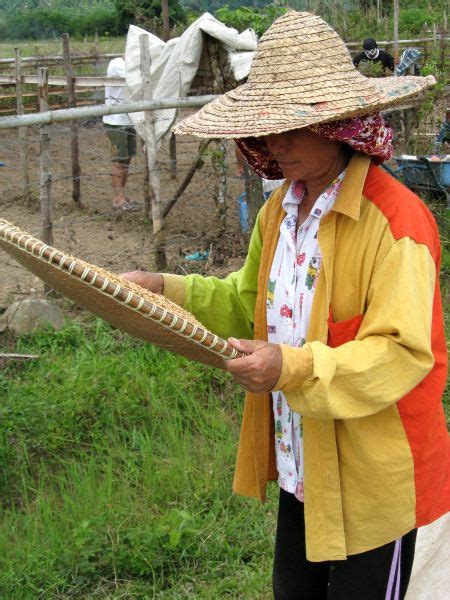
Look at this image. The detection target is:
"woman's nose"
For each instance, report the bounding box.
[264,133,288,155]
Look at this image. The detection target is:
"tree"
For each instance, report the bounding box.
[114,0,187,31]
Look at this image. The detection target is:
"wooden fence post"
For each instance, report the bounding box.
[38,67,53,248]
[14,48,30,205]
[213,140,228,231]
[439,18,446,70]
[169,132,177,179]
[94,32,102,103]
[207,37,228,230]
[393,0,399,65]
[161,0,170,42]
[62,33,81,207]
[244,164,264,229]
[432,23,438,60]
[139,34,165,269]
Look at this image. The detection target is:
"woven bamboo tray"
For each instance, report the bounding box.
[0,219,242,368]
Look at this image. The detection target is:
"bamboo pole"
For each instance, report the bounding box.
[62,33,81,207]
[38,67,53,248]
[140,34,165,269]
[0,74,125,87]
[0,53,121,65]
[14,48,30,205]
[0,95,217,130]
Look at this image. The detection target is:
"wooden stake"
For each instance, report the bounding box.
[140,34,165,269]
[14,48,30,205]
[393,0,399,65]
[94,31,102,103]
[207,37,228,230]
[161,0,170,42]
[169,132,177,179]
[244,163,264,229]
[440,13,447,70]
[163,139,211,218]
[38,67,53,248]
[62,33,81,206]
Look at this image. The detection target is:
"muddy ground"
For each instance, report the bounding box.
[0,116,248,310]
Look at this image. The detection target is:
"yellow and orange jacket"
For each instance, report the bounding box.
[163,153,449,561]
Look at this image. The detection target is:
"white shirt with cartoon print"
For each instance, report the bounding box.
[267,171,346,501]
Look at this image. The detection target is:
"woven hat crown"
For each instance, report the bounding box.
[173,10,435,139]
[249,11,357,102]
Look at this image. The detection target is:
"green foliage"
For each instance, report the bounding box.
[215,4,288,36]
[416,61,447,136]
[355,59,385,78]
[0,319,276,596]
[182,0,276,13]
[0,2,120,39]
[114,0,188,31]
[399,8,438,35]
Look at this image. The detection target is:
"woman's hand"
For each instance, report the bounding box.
[120,271,164,295]
[225,338,282,393]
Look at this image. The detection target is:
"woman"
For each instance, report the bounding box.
[123,12,448,600]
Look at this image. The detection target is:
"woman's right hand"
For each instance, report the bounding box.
[120,271,164,295]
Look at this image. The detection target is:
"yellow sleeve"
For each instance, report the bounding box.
[276,238,436,419]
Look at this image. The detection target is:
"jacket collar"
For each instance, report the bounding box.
[332,152,371,221]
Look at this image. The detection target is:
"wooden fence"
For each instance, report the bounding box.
[0,31,447,269]
[0,35,447,115]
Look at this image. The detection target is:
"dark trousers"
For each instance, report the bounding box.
[273,488,417,600]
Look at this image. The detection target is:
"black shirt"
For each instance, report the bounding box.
[353,49,395,72]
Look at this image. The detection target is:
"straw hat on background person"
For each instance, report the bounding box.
[173,10,434,141]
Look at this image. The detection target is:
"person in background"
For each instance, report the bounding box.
[122,12,448,599]
[103,56,137,211]
[353,37,394,74]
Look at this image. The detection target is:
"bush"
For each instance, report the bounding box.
[215,5,288,36]
[399,8,438,35]
[3,5,120,40]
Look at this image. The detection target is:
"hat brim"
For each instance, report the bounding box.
[0,220,240,369]
[174,74,435,139]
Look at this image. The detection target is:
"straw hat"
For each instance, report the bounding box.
[0,220,241,368]
[173,11,435,139]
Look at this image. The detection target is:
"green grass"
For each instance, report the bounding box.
[0,36,126,59]
[0,201,448,596]
[0,320,276,598]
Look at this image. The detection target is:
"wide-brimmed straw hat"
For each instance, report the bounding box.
[0,220,241,368]
[173,11,435,139]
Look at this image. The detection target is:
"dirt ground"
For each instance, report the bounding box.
[0,117,248,310]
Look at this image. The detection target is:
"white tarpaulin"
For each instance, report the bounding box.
[406,513,450,599]
[124,13,256,147]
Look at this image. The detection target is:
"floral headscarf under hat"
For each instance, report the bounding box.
[235,112,393,180]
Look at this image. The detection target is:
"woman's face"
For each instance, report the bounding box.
[263,128,346,182]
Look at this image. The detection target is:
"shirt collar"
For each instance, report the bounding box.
[282,170,346,220]
[332,153,371,220]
